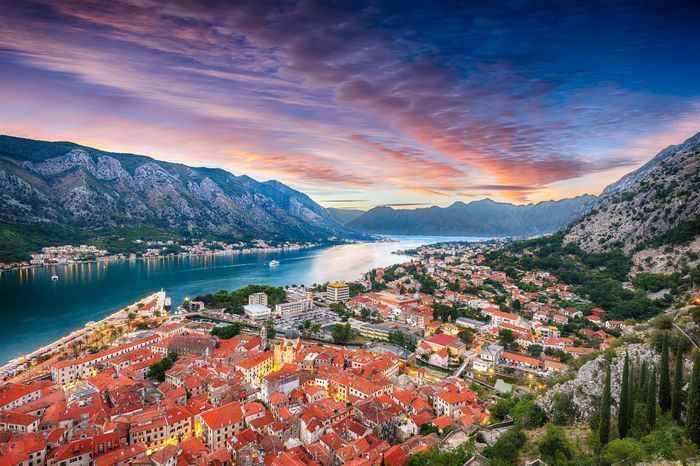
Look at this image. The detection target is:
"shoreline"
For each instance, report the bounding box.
[0,235,459,370]
[0,240,342,273]
[0,291,167,381]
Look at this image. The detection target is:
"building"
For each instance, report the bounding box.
[168,335,217,357]
[0,383,42,411]
[326,283,350,303]
[261,371,299,405]
[235,351,274,387]
[417,333,466,357]
[274,299,313,318]
[198,402,245,452]
[243,304,272,321]
[248,292,268,306]
[50,335,160,385]
[472,343,503,372]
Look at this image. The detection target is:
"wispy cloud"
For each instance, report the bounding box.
[0,0,698,205]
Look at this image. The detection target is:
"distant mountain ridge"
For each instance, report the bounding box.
[328,208,366,225]
[347,195,596,236]
[564,131,700,273]
[0,135,364,260]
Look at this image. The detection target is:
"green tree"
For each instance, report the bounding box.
[672,345,684,422]
[600,361,612,445]
[659,333,672,414]
[210,323,242,339]
[265,318,276,339]
[527,344,543,357]
[538,424,572,463]
[686,352,700,445]
[646,368,657,432]
[619,353,631,438]
[147,354,177,382]
[601,438,645,466]
[498,329,516,350]
[407,443,473,466]
[484,428,526,464]
[332,323,352,344]
[638,360,648,403]
[551,392,577,426]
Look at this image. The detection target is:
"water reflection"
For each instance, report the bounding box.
[0,235,482,363]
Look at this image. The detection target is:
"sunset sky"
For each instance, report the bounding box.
[1,0,698,210]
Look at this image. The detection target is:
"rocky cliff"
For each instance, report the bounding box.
[0,135,363,249]
[564,132,700,274]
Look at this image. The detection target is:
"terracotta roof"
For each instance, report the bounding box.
[199,401,243,430]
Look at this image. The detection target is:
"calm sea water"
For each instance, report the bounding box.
[0,235,483,364]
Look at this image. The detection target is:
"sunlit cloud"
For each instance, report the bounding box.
[0,0,698,206]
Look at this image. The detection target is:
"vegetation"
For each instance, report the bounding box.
[147,354,177,382]
[686,353,700,445]
[672,344,683,421]
[658,334,672,414]
[483,427,527,464]
[646,368,657,431]
[332,323,352,344]
[387,330,417,351]
[484,233,669,320]
[618,353,631,438]
[210,323,242,339]
[265,318,276,339]
[407,442,473,466]
[599,361,612,445]
[195,285,286,315]
[644,215,700,248]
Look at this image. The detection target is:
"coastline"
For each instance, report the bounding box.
[0,235,454,368]
[0,291,168,381]
[0,241,330,273]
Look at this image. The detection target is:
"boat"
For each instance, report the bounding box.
[269,260,280,267]
[51,275,59,280]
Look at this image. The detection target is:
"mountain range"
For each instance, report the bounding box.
[0,135,364,261]
[339,196,596,237]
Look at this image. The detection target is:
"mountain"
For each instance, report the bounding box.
[564,131,700,273]
[347,196,596,236]
[328,208,366,225]
[0,135,364,260]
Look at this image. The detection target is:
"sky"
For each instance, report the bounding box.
[0,0,698,210]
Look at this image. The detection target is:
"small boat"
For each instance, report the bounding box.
[269,260,280,267]
[51,275,59,281]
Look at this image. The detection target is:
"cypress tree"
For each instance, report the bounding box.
[686,353,700,445]
[672,345,684,422]
[628,361,636,425]
[600,361,612,445]
[638,360,648,403]
[618,353,630,438]
[659,333,672,414]
[646,368,657,431]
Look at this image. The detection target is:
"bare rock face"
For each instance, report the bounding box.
[564,132,700,274]
[539,344,659,421]
[0,135,363,243]
[33,149,96,176]
[96,156,132,183]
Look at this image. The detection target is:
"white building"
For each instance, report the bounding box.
[326,283,350,302]
[248,292,268,306]
[243,304,272,321]
[275,299,313,318]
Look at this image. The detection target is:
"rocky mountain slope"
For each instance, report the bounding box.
[0,136,363,252]
[347,196,596,236]
[564,132,700,273]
